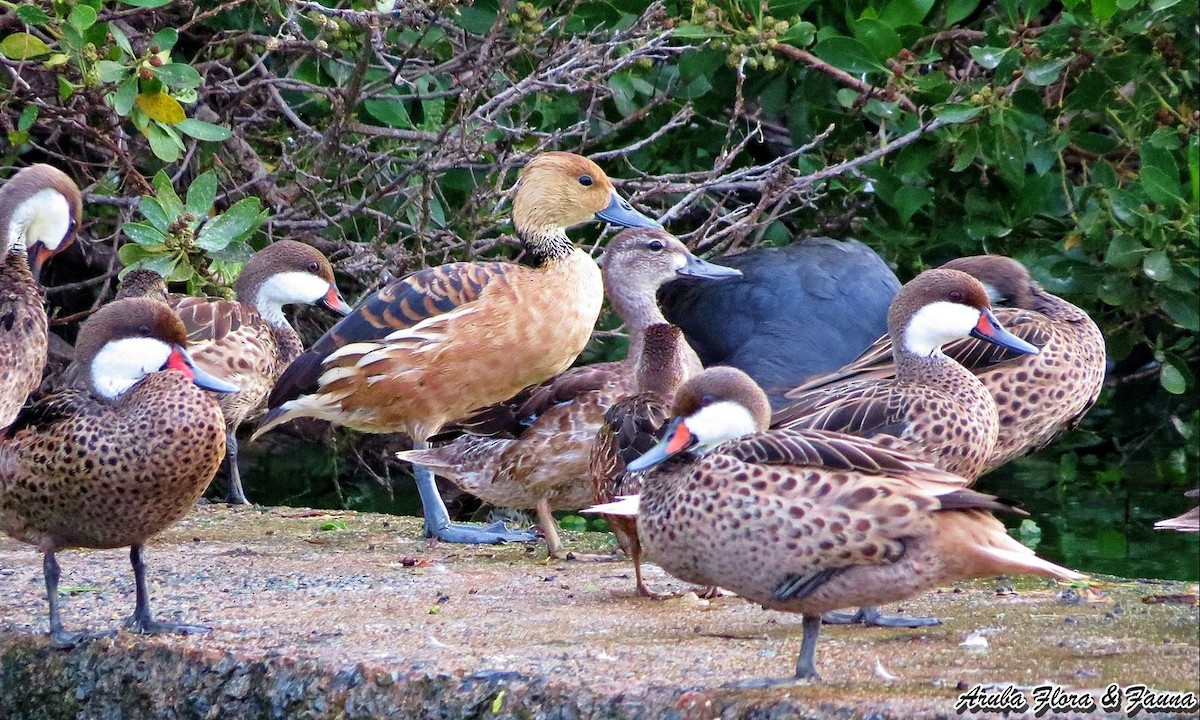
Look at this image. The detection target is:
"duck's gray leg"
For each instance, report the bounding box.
[411,439,538,545]
[793,614,824,680]
[225,431,251,505]
[124,544,210,636]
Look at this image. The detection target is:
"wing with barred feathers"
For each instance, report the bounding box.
[590,391,671,503]
[266,261,507,409]
[771,381,911,440]
[457,361,623,438]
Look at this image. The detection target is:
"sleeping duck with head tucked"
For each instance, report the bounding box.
[254,152,660,545]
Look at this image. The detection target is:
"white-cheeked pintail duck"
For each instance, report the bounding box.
[254,152,660,545]
[0,297,237,646]
[772,267,1040,482]
[789,255,1106,473]
[0,164,83,429]
[601,366,1083,683]
[165,240,349,504]
[396,229,738,558]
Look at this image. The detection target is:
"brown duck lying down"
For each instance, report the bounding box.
[0,298,237,647]
[587,367,1084,683]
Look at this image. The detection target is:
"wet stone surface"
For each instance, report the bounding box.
[1,505,1196,719]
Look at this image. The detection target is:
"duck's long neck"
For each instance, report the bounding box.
[240,283,304,365]
[520,227,575,266]
[608,286,667,361]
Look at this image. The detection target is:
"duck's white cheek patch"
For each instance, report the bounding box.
[903,301,981,356]
[256,272,330,322]
[684,401,758,451]
[91,338,172,399]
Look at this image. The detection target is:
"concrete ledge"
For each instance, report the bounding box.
[1,506,1196,719]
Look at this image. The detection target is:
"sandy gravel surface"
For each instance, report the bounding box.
[1,505,1196,719]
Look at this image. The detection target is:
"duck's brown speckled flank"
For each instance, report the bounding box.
[790,255,1106,473]
[0,164,82,429]
[0,297,232,646]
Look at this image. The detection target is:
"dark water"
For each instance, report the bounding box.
[237,438,1199,583]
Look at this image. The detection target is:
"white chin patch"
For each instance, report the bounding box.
[90,338,172,399]
[256,272,330,324]
[684,401,758,451]
[903,301,982,356]
[9,189,72,252]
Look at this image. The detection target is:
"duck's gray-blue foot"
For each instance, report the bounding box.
[822,605,941,628]
[125,544,210,636]
[410,449,538,545]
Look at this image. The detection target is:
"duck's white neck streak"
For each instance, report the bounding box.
[90,338,172,400]
[6,189,71,255]
[253,272,330,327]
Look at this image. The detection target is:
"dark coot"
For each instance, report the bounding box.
[658,238,899,408]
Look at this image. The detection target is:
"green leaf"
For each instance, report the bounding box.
[153,63,202,89]
[879,0,936,26]
[1141,167,1183,205]
[1160,364,1186,394]
[136,92,185,124]
[944,0,983,24]
[1189,134,1199,206]
[196,197,264,251]
[68,5,97,31]
[122,221,168,247]
[968,46,1009,70]
[110,24,134,56]
[122,250,180,279]
[0,33,52,60]
[781,21,816,46]
[119,0,173,7]
[1142,251,1173,282]
[147,123,181,161]
[16,6,52,25]
[1092,0,1118,19]
[1024,57,1070,86]
[185,171,217,219]
[1104,234,1143,270]
[140,197,171,232]
[673,24,725,39]
[113,77,138,116]
[812,36,888,74]
[835,88,859,107]
[1157,287,1200,331]
[853,19,902,61]
[891,185,933,223]
[1150,0,1181,8]
[97,60,127,84]
[176,118,232,141]
[362,98,413,129]
[151,171,184,220]
[934,103,984,124]
[17,105,37,132]
[150,28,178,51]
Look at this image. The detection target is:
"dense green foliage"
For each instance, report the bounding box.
[1,0,1196,520]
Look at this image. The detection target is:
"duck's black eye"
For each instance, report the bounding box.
[137,324,152,337]
[578,174,593,187]
[948,290,964,303]
[646,240,664,251]
[307,260,320,273]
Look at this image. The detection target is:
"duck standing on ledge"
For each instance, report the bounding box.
[789,255,1106,473]
[0,298,237,647]
[398,229,738,558]
[613,366,1082,683]
[168,241,351,505]
[254,152,660,545]
[0,164,83,429]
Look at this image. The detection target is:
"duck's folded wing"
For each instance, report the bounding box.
[4,387,92,438]
[457,362,621,437]
[267,261,508,408]
[770,382,909,439]
[172,296,259,348]
[722,428,954,479]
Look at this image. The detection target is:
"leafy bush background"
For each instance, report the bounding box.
[2,0,1196,548]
